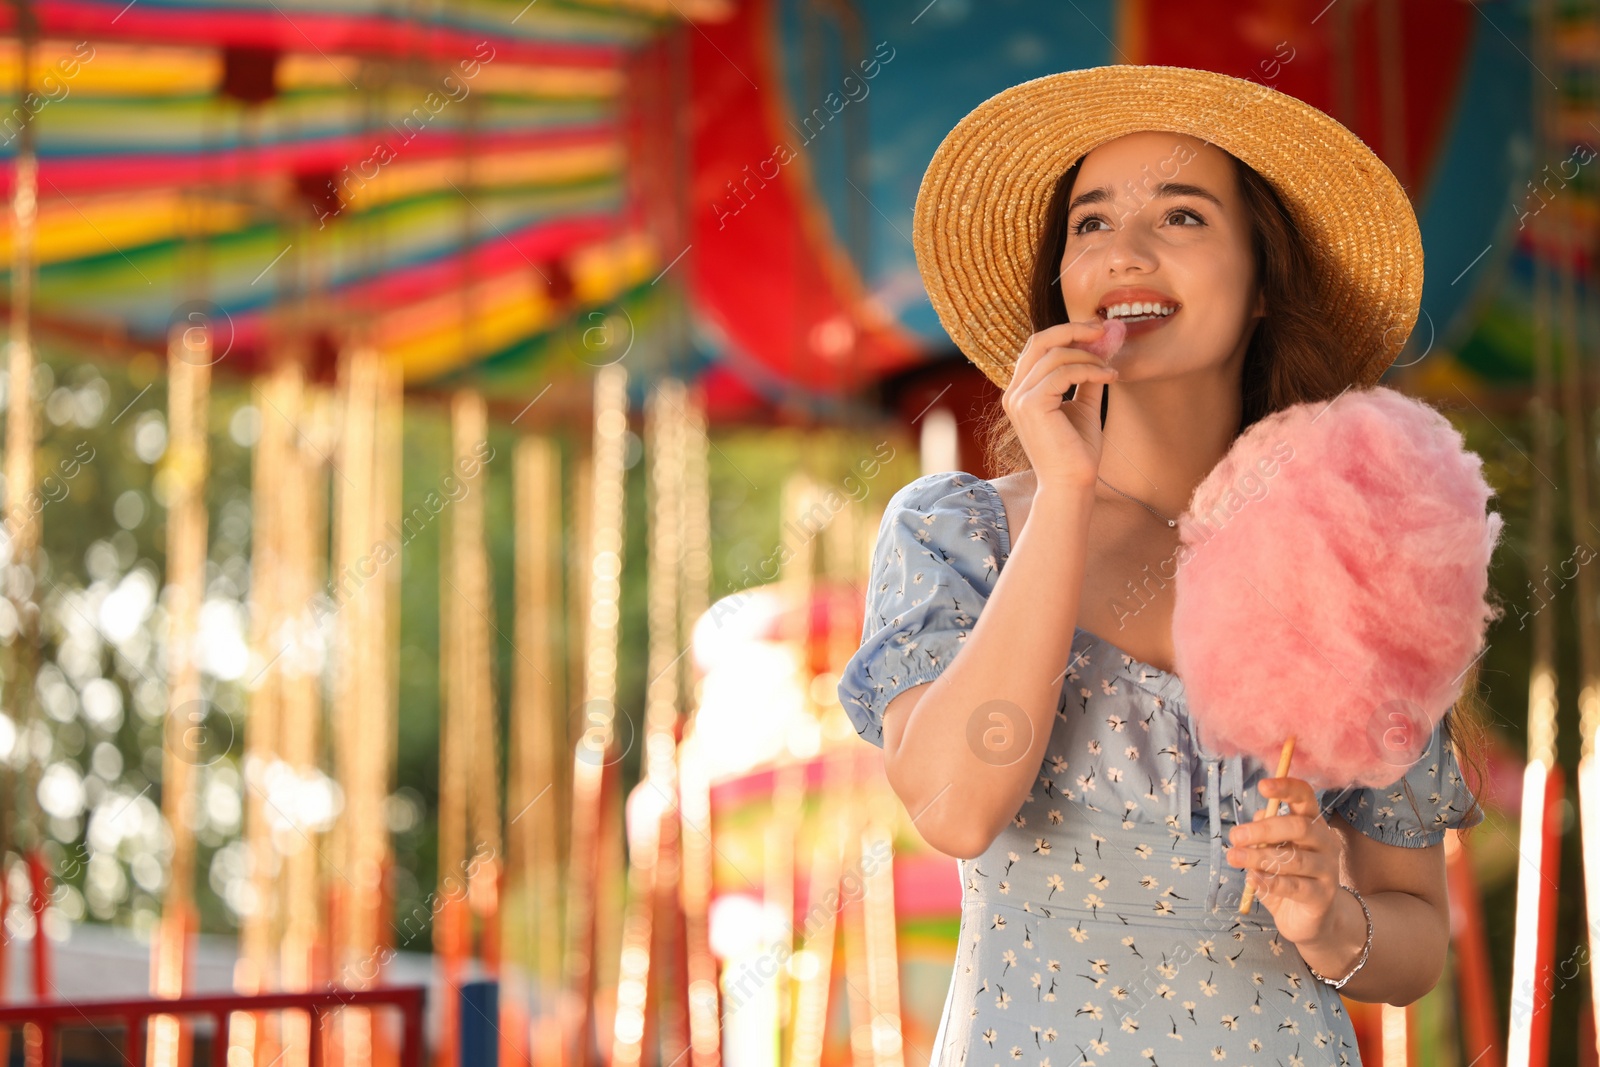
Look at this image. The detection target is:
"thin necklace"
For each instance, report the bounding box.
[1098,474,1178,527]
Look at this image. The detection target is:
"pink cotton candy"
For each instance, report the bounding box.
[1081,318,1126,361]
[1170,386,1505,790]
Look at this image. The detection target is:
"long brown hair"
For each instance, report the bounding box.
[978,146,1490,832]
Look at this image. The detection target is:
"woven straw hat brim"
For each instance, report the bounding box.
[912,64,1423,392]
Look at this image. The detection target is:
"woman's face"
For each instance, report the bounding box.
[1058,131,1264,380]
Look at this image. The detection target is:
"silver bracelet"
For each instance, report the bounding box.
[1306,884,1372,990]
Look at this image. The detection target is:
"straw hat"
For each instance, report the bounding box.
[911,64,1423,391]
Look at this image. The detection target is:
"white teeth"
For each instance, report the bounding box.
[1102,301,1177,320]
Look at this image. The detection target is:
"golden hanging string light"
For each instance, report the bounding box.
[329,345,376,948]
[765,761,804,1042]
[804,445,870,1067]
[790,441,870,1067]
[674,385,721,1067]
[787,766,845,1067]
[839,500,907,1067]
[436,387,502,1067]
[840,823,877,1067]
[458,389,503,924]
[564,363,629,1067]
[649,747,690,1065]
[506,433,564,1067]
[593,751,627,1063]
[437,439,466,926]
[860,817,905,1067]
[610,378,689,1067]
[675,728,720,1067]
[676,390,710,688]
[232,358,296,1067]
[374,354,404,1067]
[648,385,693,1067]
[331,345,402,1067]
[847,445,907,1067]
[149,318,212,1067]
[761,470,822,1057]
[533,449,590,1067]
[610,789,663,1067]
[435,463,467,1067]
[280,372,332,1067]
[565,451,591,848]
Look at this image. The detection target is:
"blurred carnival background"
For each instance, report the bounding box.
[0,0,1589,1066]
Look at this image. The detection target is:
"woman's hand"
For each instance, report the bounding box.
[1002,319,1121,494]
[1225,776,1345,948]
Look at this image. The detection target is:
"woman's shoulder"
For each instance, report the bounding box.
[879,470,1012,558]
[841,471,1010,746]
[884,469,996,510]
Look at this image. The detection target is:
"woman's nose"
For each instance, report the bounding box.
[1103,209,1159,272]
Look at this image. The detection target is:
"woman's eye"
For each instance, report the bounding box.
[1167,208,1204,226]
[1070,214,1106,235]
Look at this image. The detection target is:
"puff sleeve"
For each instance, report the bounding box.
[836,472,1008,748]
[1324,710,1486,848]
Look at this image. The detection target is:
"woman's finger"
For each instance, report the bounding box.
[1228,841,1318,878]
[1020,361,1118,407]
[1257,776,1321,818]
[1228,813,1329,850]
[1009,322,1113,394]
[1009,342,1113,400]
[1247,869,1322,904]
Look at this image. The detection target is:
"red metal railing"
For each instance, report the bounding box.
[0,985,427,1067]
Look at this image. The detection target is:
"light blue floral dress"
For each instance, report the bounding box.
[837,472,1485,1067]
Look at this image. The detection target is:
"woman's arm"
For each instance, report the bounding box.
[880,482,1096,860]
[1306,812,1452,1005]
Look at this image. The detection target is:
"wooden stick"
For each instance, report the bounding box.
[1238,735,1297,914]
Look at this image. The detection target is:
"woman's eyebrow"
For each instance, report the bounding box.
[1067,181,1225,215]
[1149,181,1225,208]
[1066,187,1112,213]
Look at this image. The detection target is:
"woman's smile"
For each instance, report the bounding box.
[1097,284,1183,339]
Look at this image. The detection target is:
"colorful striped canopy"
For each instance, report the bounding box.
[0,0,736,420]
[0,0,1546,429]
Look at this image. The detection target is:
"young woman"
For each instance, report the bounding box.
[838,66,1487,1066]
